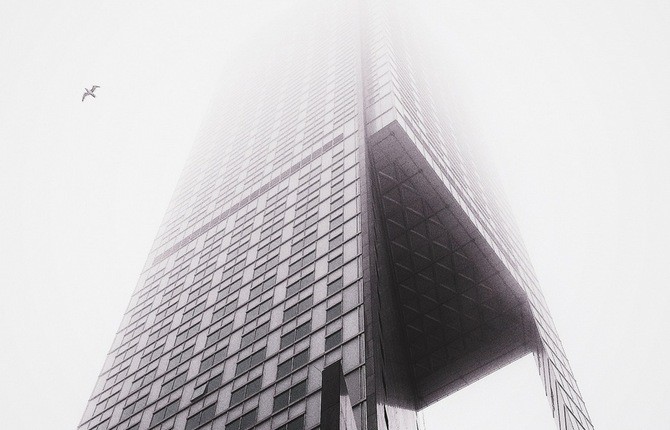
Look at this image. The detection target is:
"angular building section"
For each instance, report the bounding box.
[78,2,593,430]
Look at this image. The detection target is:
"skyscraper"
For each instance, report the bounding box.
[78,1,593,430]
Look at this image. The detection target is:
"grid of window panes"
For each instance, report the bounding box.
[77,2,370,430]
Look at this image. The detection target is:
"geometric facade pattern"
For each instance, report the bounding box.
[78,2,593,430]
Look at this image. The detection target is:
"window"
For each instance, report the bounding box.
[185,403,217,430]
[182,302,206,323]
[150,399,180,426]
[327,277,343,296]
[245,298,272,322]
[249,275,277,300]
[225,408,257,430]
[286,272,315,298]
[175,321,201,345]
[280,321,311,349]
[235,348,266,375]
[205,322,233,348]
[326,302,342,322]
[139,342,165,367]
[200,346,228,372]
[120,395,148,420]
[325,329,342,351]
[273,380,307,411]
[288,251,316,275]
[229,375,262,406]
[329,233,343,250]
[328,253,344,271]
[283,296,313,322]
[191,373,223,400]
[276,348,309,379]
[167,345,195,370]
[277,415,305,430]
[159,371,188,397]
[240,321,270,348]
[212,297,238,322]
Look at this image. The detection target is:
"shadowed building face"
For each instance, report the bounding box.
[78,2,592,430]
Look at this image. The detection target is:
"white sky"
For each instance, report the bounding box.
[1,1,669,429]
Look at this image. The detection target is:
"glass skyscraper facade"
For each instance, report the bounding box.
[78,2,593,430]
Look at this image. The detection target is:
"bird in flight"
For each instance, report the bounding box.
[82,85,101,102]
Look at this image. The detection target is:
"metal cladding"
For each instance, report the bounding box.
[79,2,592,430]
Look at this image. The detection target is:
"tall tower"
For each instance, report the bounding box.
[78,2,593,430]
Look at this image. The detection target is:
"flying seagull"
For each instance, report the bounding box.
[82,85,100,102]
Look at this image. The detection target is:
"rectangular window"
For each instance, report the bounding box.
[283,296,313,322]
[120,395,148,420]
[185,403,217,430]
[225,408,257,430]
[245,297,273,322]
[212,298,238,322]
[167,345,195,371]
[328,254,344,271]
[280,321,311,349]
[326,302,342,322]
[229,375,262,406]
[199,346,228,372]
[235,348,266,375]
[205,322,233,348]
[159,371,188,397]
[273,380,308,412]
[150,399,180,426]
[276,348,309,379]
[327,277,343,296]
[286,272,315,298]
[191,373,223,401]
[240,321,270,349]
[325,330,343,351]
[276,415,305,430]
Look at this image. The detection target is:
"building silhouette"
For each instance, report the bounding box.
[78,1,593,430]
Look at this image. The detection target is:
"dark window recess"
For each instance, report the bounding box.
[329,214,344,228]
[329,234,343,250]
[199,346,228,372]
[150,399,180,426]
[240,321,270,348]
[276,415,305,430]
[273,380,308,412]
[235,348,266,375]
[167,346,195,370]
[225,408,258,430]
[185,403,217,430]
[325,330,343,351]
[280,321,311,349]
[175,322,201,345]
[229,375,262,406]
[328,254,344,271]
[212,299,238,322]
[288,251,316,275]
[205,322,233,348]
[120,395,148,420]
[327,277,344,296]
[182,302,206,323]
[245,298,272,322]
[286,272,315,298]
[191,373,223,401]
[127,424,140,430]
[283,296,313,321]
[159,371,188,397]
[326,302,343,322]
[276,348,310,379]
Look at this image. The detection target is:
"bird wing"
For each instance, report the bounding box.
[91,85,100,91]
[82,92,88,102]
